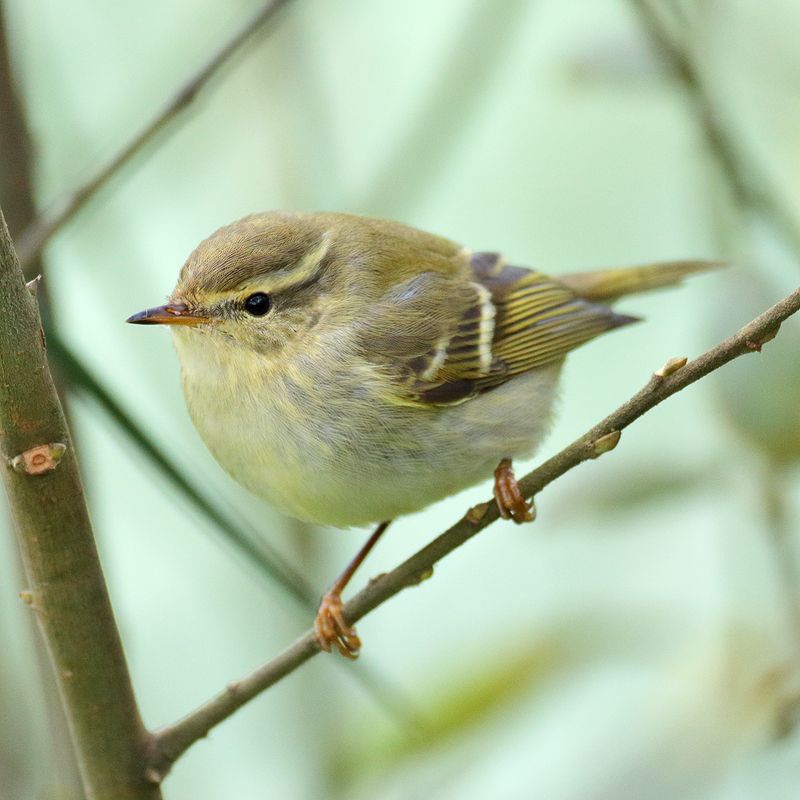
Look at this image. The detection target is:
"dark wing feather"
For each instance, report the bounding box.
[358,253,637,407]
[474,254,637,384]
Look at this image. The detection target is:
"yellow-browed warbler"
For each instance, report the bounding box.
[128,211,715,657]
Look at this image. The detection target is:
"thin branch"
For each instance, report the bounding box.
[150,285,800,776]
[15,0,293,268]
[628,0,800,256]
[0,210,161,797]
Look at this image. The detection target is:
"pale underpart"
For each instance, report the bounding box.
[174,323,561,528]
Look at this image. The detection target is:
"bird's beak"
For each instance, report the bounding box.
[126,302,209,327]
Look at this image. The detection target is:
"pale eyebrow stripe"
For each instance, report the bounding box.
[238,233,332,295]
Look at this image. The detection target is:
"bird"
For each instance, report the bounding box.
[128,211,715,658]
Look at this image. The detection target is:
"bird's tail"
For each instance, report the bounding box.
[558,260,723,302]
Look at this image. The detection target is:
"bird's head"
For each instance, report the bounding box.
[127,212,345,357]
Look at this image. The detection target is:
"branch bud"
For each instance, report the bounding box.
[25,275,42,295]
[654,356,688,378]
[465,502,490,525]
[10,442,67,475]
[414,567,434,585]
[588,430,621,458]
[746,324,781,352]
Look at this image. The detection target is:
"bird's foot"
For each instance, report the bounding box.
[494,458,535,524]
[314,591,361,659]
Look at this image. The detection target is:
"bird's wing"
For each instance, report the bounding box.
[357,252,637,407]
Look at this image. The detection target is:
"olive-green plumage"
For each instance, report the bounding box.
[130,211,716,527]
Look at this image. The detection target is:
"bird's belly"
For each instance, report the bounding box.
[183,358,562,528]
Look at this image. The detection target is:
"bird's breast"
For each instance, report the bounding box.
[173,331,562,527]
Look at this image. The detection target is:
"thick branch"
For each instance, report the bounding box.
[151,285,800,775]
[15,0,292,268]
[0,208,161,799]
[0,10,84,796]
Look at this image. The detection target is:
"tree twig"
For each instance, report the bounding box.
[628,0,800,256]
[0,209,161,797]
[15,0,293,268]
[150,285,800,777]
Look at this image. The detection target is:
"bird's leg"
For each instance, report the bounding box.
[494,458,535,523]
[314,520,391,659]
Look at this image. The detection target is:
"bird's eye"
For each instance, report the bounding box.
[243,292,271,316]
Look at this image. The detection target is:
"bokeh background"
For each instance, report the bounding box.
[1,1,799,798]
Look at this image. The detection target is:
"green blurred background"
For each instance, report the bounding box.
[1,1,799,798]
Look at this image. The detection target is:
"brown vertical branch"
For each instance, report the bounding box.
[0,209,160,799]
[0,5,84,795]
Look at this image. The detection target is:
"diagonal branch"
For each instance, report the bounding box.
[149,284,800,777]
[15,0,293,268]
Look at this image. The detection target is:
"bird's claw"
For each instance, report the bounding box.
[494,458,535,524]
[314,591,361,659]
